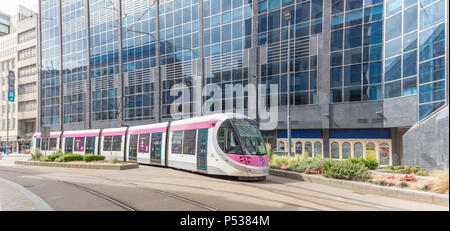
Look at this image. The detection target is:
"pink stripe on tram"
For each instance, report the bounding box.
[63,133,99,138]
[128,127,167,135]
[102,131,126,136]
[226,154,268,167]
[170,121,217,131]
[34,135,60,139]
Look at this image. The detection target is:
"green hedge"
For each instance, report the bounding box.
[387,165,429,176]
[83,155,105,162]
[323,160,371,180]
[56,154,84,162]
[46,153,63,161]
[347,157,379,170]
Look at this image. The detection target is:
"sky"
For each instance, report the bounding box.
[0,0,38,16]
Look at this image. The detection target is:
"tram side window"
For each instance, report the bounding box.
[103,136,112,151]
[36,138,41,149]
[183,130,196,155]
[112,136,122,151]
[171,131,183,154]
[41,138,49,150]
[50,138,57,150]
[65,138,73,153]
[218,122,242,154]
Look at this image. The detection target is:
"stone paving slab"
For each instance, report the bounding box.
[270,169,449,206]
[14,160,139,170]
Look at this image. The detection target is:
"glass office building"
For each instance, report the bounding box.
[39,0,448,169]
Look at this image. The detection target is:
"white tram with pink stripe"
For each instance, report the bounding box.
[31,113,269,179]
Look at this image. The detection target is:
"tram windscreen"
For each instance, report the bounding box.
[231,119,267,156]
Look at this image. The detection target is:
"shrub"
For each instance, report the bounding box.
[42,156,52,162]
[288,158,332,173]
[403,166,412,174]
[304,167,323,175]
[385,165,394,171]
[83,155,105,162]
[416,168,429,176]
[347,157,378,170]
[399,182,409,188]
[56,154,84,162]
[396,168,409,174]
[266,143,273,162]
[411,166,420,174]
[270,155,288,169]
[31,149,43,160]
[364,158,379,170]
[110,156,119,163]
[323,160,371,180]
[46,153,63,162]
[393,166,403,171]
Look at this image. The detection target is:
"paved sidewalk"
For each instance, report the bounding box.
[0,153,31,166]
[0,178,40,211]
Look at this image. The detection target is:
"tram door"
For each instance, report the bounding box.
[197,129,208,171]
[129,134,138,162]
[85,137,96,155]
[150,133,162,163]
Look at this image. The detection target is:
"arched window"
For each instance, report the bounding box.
[379,142,390,165]
[331,142,339,158]
[365,142,376,160]
[295,141,302,155]
[342,142,351,159]
[354,142,363,158]
[305,141,312,157]
[314,142,322,156]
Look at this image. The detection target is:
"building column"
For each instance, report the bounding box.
[154,0,161,123]
[318,0,331,130]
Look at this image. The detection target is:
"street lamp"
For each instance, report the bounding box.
[283,12,292,157]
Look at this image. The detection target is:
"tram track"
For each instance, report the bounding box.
[175,172,410,211]
[61,181,138,211]
[0,165,418,211]
[0,167,218,211]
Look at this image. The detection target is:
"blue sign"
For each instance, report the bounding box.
[8,91,14,102]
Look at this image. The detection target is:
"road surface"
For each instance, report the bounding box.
[0,155,447,211]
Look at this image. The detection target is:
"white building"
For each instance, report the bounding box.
[0,6,38,153]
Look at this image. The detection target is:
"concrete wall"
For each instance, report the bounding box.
[403,105,449,170]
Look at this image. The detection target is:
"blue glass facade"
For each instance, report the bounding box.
[160,0,199,118]
[330,0,384,102]
[121,0,157,121]
[39,0,448,128]
[203,0,252,112]
[89,0,120,122]
[62,0,89,124]
[40,0,62,126]
[259,0,321,106]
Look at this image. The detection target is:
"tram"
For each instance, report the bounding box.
[31,114,269,179]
